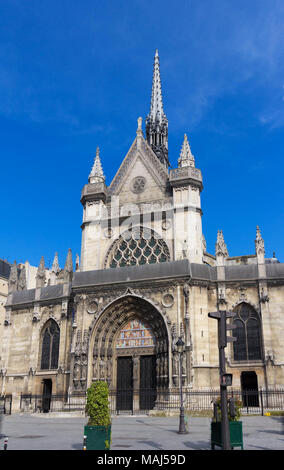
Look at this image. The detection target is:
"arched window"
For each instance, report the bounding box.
[106,226,170,268]
[232,303,262,361]
[40,319,60,370]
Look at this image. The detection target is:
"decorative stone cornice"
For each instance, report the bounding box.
[169,166,203,191]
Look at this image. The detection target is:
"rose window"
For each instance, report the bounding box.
[107,227,170,268]
[131,176,146,194]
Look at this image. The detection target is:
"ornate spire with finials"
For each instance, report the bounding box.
[178,134,195,168]
[36,256,46,288]
[64,248,73,282]
[8,260,18,293]
[215,230,229,258]
[255,225,265,256]
[88,147,105,184]
[18,266,26,291]
[51,252,60,274]
[145,49,169,167]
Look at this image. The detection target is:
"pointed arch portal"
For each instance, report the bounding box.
[89,295,170,411]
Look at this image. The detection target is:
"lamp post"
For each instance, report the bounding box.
[176,337,188,434]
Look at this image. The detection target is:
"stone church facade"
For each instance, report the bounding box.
[1,51,284,413]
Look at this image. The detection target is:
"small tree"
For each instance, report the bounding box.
[213,396,242,422]
[85,381,111,427]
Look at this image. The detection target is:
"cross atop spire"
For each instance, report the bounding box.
[89,147,105,184]
[145,50,169,167]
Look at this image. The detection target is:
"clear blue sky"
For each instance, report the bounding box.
[0,0,283,269]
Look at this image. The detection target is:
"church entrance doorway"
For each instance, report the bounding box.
[116,319,157,412]
[42,379,52,413]
[241,371,259,407]
[116,354,157,412]
[90,295,169,412]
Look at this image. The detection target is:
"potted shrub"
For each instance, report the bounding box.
[211,396,243,450]
[84,381,112,450]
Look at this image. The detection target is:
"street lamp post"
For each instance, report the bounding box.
[176,337,188,434]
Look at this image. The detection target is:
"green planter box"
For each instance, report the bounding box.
[211,421,243,450]
[84,425,112,450]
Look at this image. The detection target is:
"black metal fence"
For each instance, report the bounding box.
[0,395,12,415]
[17,388,284,416]
[20,393,86,414]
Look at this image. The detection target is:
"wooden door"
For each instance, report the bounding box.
[139,355,156,410]
[117,357,133,411]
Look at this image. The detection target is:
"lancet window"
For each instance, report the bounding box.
[40,319,60,370]
[232,303,262,362]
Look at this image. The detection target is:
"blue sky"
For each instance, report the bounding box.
[0,0,283,268]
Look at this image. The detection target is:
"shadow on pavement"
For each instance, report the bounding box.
[183,440,210,450]
[137,440,164,449]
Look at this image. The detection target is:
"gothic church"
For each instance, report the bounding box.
[1,51,284,413]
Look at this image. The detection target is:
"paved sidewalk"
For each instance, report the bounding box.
[0,414,284,450]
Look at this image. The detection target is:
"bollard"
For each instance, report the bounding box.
[83,435,87,450]
[4,438,8,450]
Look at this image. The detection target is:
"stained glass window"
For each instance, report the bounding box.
[116,319,155,349]
[40,320,60,370]
[233,303,262,362]
[107,227,170,268]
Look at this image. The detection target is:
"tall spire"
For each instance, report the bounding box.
[145,49,169,167]
[178,134,195,168]
[89,147,105,184]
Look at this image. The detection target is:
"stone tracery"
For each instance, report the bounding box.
[105,226,170,269]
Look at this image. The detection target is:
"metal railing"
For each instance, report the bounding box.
[17,388,284,415]
[20,393,86,414]
[0,395,12,415]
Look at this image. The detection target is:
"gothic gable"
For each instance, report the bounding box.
[108,136,169,204]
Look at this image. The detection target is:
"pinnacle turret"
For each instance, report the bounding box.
[178,134,195,168]
[89,147,105,184]
[8,260,18,293]
[51,252,60,274]
[36,256,46,288]
[215,230,229,258]
[255,225,265,256]
[145,50,169,167]
[64,248,73,282]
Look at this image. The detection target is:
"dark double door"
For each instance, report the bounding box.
[116,355,156,411]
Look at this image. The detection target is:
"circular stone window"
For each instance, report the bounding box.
[131,176,146,194]
[87,299,98,314]
[162,293,174,308]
